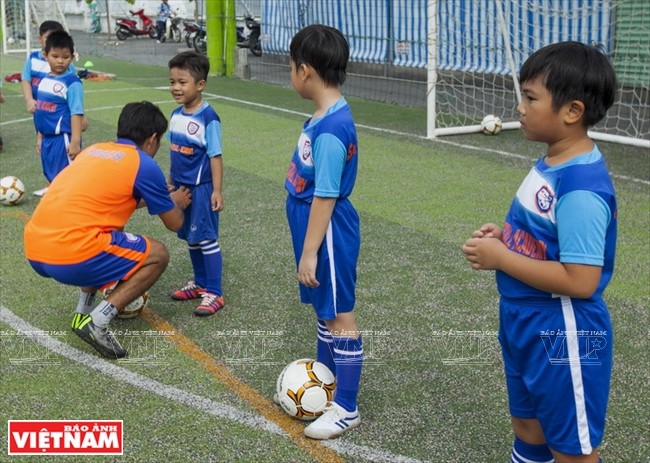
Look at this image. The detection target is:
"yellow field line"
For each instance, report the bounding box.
[139,307,345,463]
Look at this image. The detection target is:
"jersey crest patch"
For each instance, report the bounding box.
[53,83,64,94]
[187,121,200,135]
[301,139,312,162]
[536,186,554,213]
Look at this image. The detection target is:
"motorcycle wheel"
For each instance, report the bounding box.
[149,26,157,39]
[116,28,129,41]
[193,34,207,54]
[250,38,262,57]
[185,32,194,48]
[172,27,182,43]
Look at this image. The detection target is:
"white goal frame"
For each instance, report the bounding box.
[426,0,649,148]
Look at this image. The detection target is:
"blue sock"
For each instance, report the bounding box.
[200,239,222,296]
[316,320,335,374]
[331,335,363,413]
[188,245,206,288]
[511,436,554,463]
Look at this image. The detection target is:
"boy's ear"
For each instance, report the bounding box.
[565,100,585,125]
[197,79,206,91]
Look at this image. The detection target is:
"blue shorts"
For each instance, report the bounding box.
[499,296,613,455]
[174,182,219,244]
[28,231,150,289]
[41,133,72,182]
[286,195,360,320]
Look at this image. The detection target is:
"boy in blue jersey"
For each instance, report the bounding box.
[34,31,84,184]
[167,51,225,316]
[284,25,362,440]
[462,42,617,463]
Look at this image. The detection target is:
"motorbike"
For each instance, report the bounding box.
[115,9,157,41]
[237,15,262,57]
[192,24,207,54]
[169,14,183,43]
[183,20,202,49]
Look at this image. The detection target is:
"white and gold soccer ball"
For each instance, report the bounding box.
[480,114,502,135]
[276,359,336,421]
[0,176,26,206]
[101,283,149,319]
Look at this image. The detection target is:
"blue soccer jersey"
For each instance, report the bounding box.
[168,102,222,186]
[22,50,76,99]
[497,146,617,301]
[285,98,358,202]
[34,70,84,136]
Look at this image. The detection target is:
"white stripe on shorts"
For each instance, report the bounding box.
[325,221,337,316]
[560,295,593,454]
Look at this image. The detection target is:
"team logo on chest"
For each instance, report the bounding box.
[535,186,554,213]
[301,139,312,162]
[187,121,200,135]
[53,83,64,94]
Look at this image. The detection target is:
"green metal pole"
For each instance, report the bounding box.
[206,0,223,76]
[224,0,236,76]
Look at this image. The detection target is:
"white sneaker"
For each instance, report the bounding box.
[304,402,360,439]
[33,187,48,197]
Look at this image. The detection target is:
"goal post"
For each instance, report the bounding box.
[1,0,69,56]
[426,0,650,148]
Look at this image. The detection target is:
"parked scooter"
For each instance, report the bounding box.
[192,24,207,54]
[183,20,202,49]
[169,13,183,43]
[237,15,261,56]
[115,9,157,41]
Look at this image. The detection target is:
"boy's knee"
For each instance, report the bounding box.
[147,239,170,268]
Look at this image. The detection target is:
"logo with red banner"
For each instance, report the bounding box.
[8,420,123,455]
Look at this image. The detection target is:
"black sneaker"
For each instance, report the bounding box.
[72,314,127,359]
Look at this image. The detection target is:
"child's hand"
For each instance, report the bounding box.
[0,93,5,104]
[67,142,81,159]
[461,237,506,270]
[81,116,89,132]
[211,191,223,212]
[36,133,43,155]
[298,253,319,288]
[26,98,37,113]
[470,223,502,240]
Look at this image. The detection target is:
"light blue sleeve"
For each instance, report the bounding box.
[205,119,222,158]
[312,133,346,198]
[67,81,84,115]
[557,190,611,266]
[21,56,32,81]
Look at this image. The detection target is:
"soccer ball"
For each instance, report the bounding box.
[480,114,502,135]
[0,176,26,206]
[101,283,149,319]
[276,359,336,421]
[7,37,15,45]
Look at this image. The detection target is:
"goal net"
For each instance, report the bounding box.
[1,0,68,55]
[427,0,649,147]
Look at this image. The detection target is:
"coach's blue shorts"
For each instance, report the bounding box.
[28,231,150,289]
[41,133,72,182]
[499,296,613,455]
[286,195,360,320]
[174,181,219,244]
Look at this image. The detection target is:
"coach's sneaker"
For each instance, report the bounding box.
[304,402,360,439]
[171,280,205,300]
[194,292,225,316]
[32,187,48,197]
[72,314,127,359]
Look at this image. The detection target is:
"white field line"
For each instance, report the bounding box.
[3,87,647,187]
[0,306,426,463]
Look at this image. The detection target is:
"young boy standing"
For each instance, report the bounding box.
[21,21,78,196]
[167,51,225,316]
[285,25,363,440]
[462,42,617,463]
[34,30,84,184]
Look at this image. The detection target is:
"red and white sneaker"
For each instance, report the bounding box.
[171,280,205,300]
[194,292,225,316]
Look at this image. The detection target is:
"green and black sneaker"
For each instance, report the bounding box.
[72,314,127,359]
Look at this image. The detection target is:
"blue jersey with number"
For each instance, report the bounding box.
[22,50,76,99]
[285,98,358,202]
[34,70,84,136]
[497,146,617,301]
[168,102,222,186]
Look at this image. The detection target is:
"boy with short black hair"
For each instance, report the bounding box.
[167,51,226,316]
[462,41,618,463]
[284,24,363,440]
[34,30,84,184]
